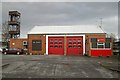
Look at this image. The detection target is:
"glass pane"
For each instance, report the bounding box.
[69,46,72,48]
[97,42,104,45]
[54,46,58,48]
[106,38,111,42]
[69,40,72,42]
[50,40,53,42]
[91,38,97,42]
[59,46,62,48]
[73,40,76,44]
[92,43,97,48]
[98,45,104,48]
[73,40,76,42]
[50,40,53,44]
[73,46,77,48]
[68,40,72,44]
[54,40,58,44]
[78,40,81,42]
[59,40,62,44]
[105,42,110,48]
[50,46,53,48]
[78,46,81,48]
[59,40,62,42]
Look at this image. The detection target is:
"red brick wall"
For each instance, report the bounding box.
[27,33,106,55]
[28,34,46,55]
[10,38,28,49]
[85,33,106,56]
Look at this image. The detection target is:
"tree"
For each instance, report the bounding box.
[2,21,9,43]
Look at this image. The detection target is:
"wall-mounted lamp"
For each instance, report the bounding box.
[12,43,15,45]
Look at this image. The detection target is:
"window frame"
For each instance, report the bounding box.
[97,42,105,49]
[91,42,111,49]
[105,42,111,49]
[91,42,97,48]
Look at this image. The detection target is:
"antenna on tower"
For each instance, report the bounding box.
[99,18,102,28]
[98,17,105,33]
[96,18,103,27]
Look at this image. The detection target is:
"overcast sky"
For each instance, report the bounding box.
[2,2,118,38]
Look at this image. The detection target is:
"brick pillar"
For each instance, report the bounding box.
[64,35,67,55]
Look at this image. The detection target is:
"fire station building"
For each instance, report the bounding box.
[10,25,112,57]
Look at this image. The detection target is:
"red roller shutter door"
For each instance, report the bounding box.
[48,37,64,55]
[66,36,83,55]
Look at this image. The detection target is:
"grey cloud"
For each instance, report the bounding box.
[0,3,2,41]
[2,2,118,37]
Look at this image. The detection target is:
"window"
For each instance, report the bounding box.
[69,46,72,48]
[68,40,72,44]
[92,43,97,48]
[91,38,97,42]
[50,40,53,44]
[73,40,76,44]
[73,46,77,48]
[91,41,111,49]
[50,46,53,48]
[105,42,110,48]
[98,45,104,48]
[106,38,111,42]
[59,40,62,44]
[32,40,42,51]
[97,42,104,48]
[50,40,53,42]
[54,40,58,44]
[97,42,104,45]
[78,40,81,44]
[59,46,62,48]
[78,46,81,48]
[78,40,81,42]
[54,46,58,48]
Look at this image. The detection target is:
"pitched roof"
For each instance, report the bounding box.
[28,25,105,34]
